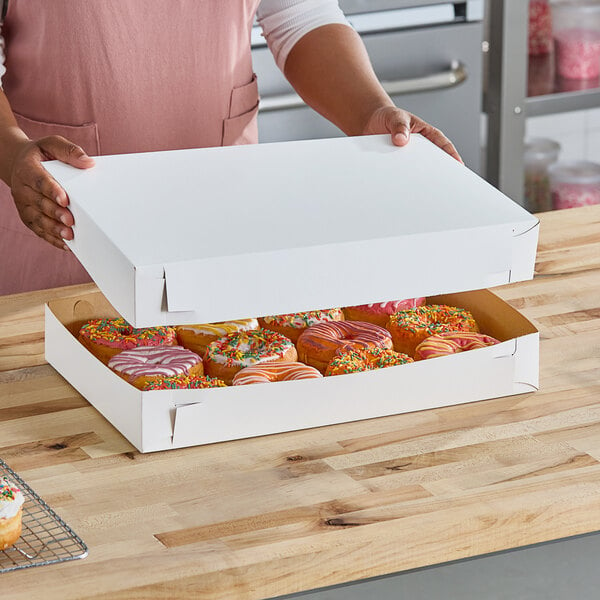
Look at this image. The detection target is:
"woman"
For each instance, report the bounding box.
[0,0,460,295]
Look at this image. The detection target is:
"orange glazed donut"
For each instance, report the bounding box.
[387,305,479,357]
[297,321,393,374]
[343,298,426,328]
[175,318,258,357]
[204,329,297,385]
[326,347,413,376]
[258,309,344,344]
[107,346,204,390]
[232,362,322,385]
[78,318,177,364]
[414,331,500,361]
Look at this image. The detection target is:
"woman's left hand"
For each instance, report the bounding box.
[363,105,463,164]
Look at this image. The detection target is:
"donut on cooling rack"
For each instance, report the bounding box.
[204,329,297,385]
[343,298,426,328]
[0,476,24,550]
[258,308,344,344]
[78,318,177,364]
[414,331,500,361]
[232,362,322,385]
[297,320,393,374]
[107,345,205,390]
[386,304,479,358]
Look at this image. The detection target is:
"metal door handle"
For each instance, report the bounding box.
[259,61,467,113]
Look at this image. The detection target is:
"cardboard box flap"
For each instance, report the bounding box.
[44,135,539,327]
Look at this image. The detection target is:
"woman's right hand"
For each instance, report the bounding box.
[10,135,95,250]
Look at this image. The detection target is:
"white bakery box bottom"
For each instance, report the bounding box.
[45,289,538,453]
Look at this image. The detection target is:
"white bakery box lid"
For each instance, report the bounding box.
[44,134,539,328]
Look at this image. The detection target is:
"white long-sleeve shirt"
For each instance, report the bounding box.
[0,0,349,86]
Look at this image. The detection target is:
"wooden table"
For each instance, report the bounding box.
[1,205,599,599]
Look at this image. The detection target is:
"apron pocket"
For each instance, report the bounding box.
[222,74,260,147]
[14,112,100,156]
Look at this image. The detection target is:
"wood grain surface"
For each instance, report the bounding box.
[0,205,599,599]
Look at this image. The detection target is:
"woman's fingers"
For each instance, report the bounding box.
[385,110,411,146]
[37,136,96,168]
[10,136,94,245]
[410,117,463,164]
[364,106,464,163]
[17,200,71,249]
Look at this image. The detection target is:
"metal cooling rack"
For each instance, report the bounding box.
[1,458,87,573]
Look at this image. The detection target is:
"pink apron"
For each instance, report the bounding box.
[0,0,260,295]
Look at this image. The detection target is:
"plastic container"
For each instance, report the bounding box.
[528,53,555,96]
[549,161,600,209]
[529,0,553,55]
[524,138,561,212]
[552,1,600,79]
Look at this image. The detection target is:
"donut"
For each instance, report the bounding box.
[142,374,227,390]
[232,362,322,385]
[343,298,426,327]
[176,318,258,357]
[0,476,24,550]
[258,309,344,343]
[415,331,500,361]
[107,345,204,390]
[326,347,413,376]
[78,318,177,364]
[387,305,479,357]
[204,329,297,385]
[297,320,393,374]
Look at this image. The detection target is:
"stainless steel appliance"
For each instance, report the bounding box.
[252,0,484,171]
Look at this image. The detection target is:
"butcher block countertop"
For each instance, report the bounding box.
[1,205,599,599]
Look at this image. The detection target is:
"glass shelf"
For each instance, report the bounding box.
[526,53,600,116]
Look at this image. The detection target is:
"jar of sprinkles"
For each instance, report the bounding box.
[524,138,560,213]
[552,1,600,80]
[549,161,600,210]
[529,0,553,56]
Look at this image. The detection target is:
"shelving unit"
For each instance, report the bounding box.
[526,88,600,116]
[485,0,600,204]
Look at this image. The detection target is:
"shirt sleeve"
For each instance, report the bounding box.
[256,0,351,72]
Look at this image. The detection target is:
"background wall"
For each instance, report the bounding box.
[526,108,600,163]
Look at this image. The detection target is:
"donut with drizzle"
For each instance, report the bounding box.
[343,298,426,327]
[232,362,322,385]
[0,476,24,550]
[258,309,344,343]
[386,305,479,357]
[78,318,176,364]
[414,331,499,361]
[176,318,258,357]
[204,329,297,385]
[297,320,393,373]
[108,345,204,389]
[326,347,413,376]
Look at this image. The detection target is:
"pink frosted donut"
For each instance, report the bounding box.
[297,320,393,373]
[108,345,203,389]
[232,362,322,385]
[414,331,500,361]
[343,298,426,327]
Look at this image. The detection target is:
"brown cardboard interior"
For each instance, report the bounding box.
[432,290,538,341]
[48,292,121,337]
[48,288,538,349]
